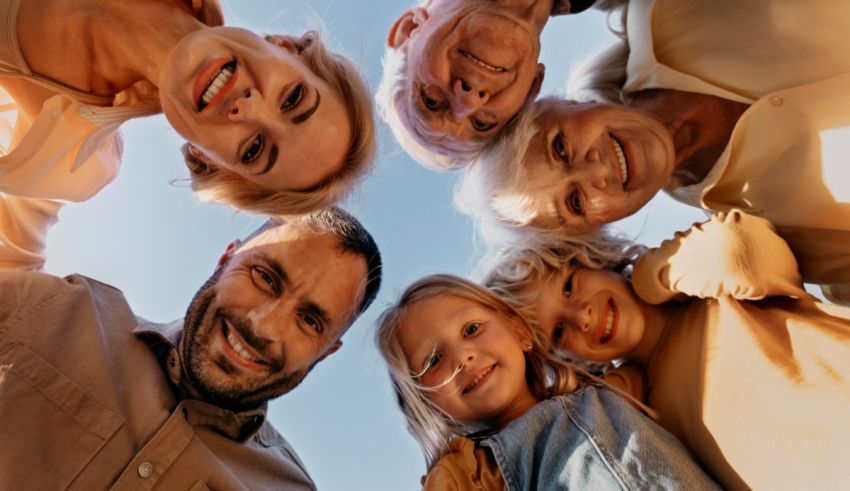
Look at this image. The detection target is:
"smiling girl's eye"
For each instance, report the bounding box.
[241,134,264,163]
[462,323,480,337]
[568,189,584,216]
[281,83,304,110]
[471,118,497,132]
[563,273,574,297]
[251,266,276,293]
[552,322,564,345]
[552,132,569,162]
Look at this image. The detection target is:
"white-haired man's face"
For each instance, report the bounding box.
[388,1,545,149]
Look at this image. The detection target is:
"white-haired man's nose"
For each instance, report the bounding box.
[451,78,489,118]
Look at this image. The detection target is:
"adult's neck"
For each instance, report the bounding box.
[626,301,680,369]
[435,0,555,33]
[17,0,204,95]
[631,88,750,188]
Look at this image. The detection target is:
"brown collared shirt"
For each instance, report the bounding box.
[0,271,316,490]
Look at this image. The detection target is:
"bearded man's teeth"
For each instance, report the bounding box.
[460,50,507,73]
[226,330,259,362]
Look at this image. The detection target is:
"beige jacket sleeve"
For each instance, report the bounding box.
[632,210,809,304]
[0,195,61,271]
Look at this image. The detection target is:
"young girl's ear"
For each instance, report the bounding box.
[509,315,534,352]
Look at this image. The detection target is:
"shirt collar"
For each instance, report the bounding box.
[132,317,268,441]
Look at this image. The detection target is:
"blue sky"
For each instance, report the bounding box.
[44,1,710,489]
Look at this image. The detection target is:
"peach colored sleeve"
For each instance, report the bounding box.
[0,194,61,271]
[633,210,809,304]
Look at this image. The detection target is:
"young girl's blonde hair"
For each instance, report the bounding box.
[375,274,584,468]
[184,30,375,216]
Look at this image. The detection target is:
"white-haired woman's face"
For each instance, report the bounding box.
[519,100,675,233]
[159,27,351,192]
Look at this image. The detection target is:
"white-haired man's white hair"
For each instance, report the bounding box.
[375,40,488,171]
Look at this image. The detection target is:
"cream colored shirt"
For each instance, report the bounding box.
[632,211,850,490]
[0,0,223,271]
[623,0,850,304]
[0,270,317,490]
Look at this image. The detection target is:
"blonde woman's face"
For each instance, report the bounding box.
[520,100,675,233]
[533,266,647,363]
[160,27,351,191]
[398,294,538,428]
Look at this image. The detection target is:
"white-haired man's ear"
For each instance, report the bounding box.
[387,7,429,48]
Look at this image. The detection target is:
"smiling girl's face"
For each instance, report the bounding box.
[397,294,538,428]
[533,265,649,363]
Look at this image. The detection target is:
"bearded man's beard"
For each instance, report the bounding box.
[179,268,313,410]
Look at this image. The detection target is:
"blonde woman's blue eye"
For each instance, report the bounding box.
[281,84,304,110]
[463,323,480,337]
[241,134,264,163]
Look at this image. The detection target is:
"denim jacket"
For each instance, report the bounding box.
[481,387,719,490]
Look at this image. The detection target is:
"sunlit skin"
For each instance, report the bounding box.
[180,222,367,410]
[388,0,550,147]
[522,100,676,233]
[160,28,352,191]
[398,295,539,428]
[11,2,351,193]
[533,265,671,366]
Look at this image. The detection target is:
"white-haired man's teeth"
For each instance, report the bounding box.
[611,138,628,185]
[201,66,234,104]
[461,50,506,73]
[226,330,259,363]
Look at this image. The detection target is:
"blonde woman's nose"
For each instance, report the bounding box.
[229,87,264,121]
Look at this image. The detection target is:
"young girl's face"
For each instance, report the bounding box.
[398,294,539,427]
[533,265,648,363]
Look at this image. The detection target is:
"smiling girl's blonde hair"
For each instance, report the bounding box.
[375,274,585,468]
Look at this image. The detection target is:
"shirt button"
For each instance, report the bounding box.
[769,96,783,107]
[138,462,154,478]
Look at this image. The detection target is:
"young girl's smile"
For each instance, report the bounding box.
[534,266,649,362]
[398,294,538,427]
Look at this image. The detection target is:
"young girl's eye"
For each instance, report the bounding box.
[424,352,442,372]
[552,322,565,345]
[462,323,480,337]
[552,132,569,163]
[241,134,264,163]
[281,83,304,110]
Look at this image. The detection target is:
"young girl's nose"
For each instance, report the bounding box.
[567,302,593,332]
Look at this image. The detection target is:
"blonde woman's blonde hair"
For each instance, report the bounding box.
[375,274,586,468]
[184,30,376,216]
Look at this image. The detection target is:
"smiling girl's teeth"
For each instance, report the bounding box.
[601,309,614,342]
[611,137,629,185]
[463,365,494,393]
[201,65,234,105]
[226,329,259,363]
